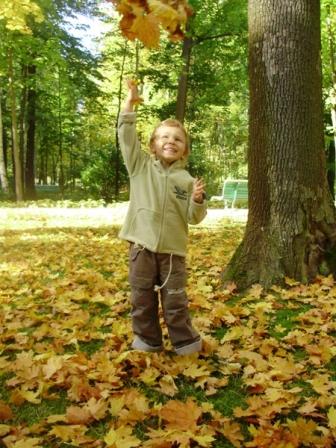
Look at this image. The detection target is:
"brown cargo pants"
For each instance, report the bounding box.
[129,243,200,350]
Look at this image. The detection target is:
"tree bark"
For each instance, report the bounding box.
[115,42,128,200]
[25,64,37,200]
[175,36,193,123]
[0,86,9,193]
[326,4,336,159]
[327,138,335,200]
[19,65,27,189]
[57,65,64,196]
[8,46,23,201]
[223,0,336,289]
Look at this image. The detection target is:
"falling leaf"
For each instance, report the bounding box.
[130,13,161,48]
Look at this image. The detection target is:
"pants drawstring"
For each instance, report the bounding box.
[154,253,173,292]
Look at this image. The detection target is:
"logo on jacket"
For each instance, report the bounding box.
[174,185,188,200]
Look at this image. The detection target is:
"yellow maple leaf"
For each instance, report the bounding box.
[158,374,178,396]
[139,366,161,385]
[109,396,126,417]
[159,398,202,431]
[308,374,335,395]
[104,425,141,448]
[328,406,336,429]
[183,363,211,379]
[130,13,161,48]
[86,397,108,420]
[148,0,179,31]
[0,400,13,421]
[11,438,42,448]
[46,414,67,424]
[193,433,216,447]
[66,405,92,425]
[17,389,41,404]
[48,425,87,442]
[43,355,64,379]
[221,421,245,448]
[286,417,320,446]
[0,424,11,437]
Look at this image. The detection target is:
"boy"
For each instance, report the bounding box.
[118,80,207,355]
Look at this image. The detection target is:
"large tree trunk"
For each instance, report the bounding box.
[223,0,336,289]
[25,64,37,200]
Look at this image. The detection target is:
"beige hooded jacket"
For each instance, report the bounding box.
[118,112,207,257]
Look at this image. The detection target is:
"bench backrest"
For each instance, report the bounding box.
[222,180,238,200]
[222,179,248,207]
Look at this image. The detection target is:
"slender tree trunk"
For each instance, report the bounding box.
[175,36,193,122]
[19,65,27,190]
[25,64,37,200]
[115,42,128,200]
[223,0,336,289]
[0,86,9,193]
[8,46,23,201]
[57,65,64,195]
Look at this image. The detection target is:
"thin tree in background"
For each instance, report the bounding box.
[0,86,9,194]
[8,46,23,201]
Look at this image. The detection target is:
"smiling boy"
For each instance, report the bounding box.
[118,80,207,355]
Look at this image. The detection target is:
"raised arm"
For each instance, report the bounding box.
[122,79,143,113]
[118,80,147,175]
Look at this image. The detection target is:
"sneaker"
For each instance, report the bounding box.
[174,338,202,355]
[132,336,163,353]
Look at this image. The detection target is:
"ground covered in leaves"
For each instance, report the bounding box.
[1,210,336,447]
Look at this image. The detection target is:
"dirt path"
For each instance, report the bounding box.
[0,203,247,230]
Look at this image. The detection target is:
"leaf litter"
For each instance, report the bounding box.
[0,218,336,447]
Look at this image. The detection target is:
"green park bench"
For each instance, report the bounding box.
[210,179,248,208]
[35,185,60,194]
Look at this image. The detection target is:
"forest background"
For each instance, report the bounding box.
[0,0,251,203]
[1,0,336,204]
[0,0,319,203]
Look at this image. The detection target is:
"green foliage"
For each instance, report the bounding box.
[81,146,128,202]
[1,0,250,203]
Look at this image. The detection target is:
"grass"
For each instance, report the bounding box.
[211,376,247,417]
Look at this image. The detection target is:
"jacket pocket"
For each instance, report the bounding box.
[129,208,161,248]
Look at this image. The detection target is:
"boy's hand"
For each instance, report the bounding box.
[192,178,206,203]
[123,79,143,112]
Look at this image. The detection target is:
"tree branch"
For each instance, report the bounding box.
[193,32,246,46]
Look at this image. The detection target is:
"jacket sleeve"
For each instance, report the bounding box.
[188,199,207,225]
[117,112,148,175]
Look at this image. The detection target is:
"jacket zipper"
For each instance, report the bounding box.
[157,171,168,251]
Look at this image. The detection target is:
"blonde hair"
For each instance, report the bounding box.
[149,119,190,157]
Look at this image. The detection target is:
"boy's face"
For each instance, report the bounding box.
[152,125,187,166]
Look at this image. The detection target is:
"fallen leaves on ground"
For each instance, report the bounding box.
[1,217,336,447]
